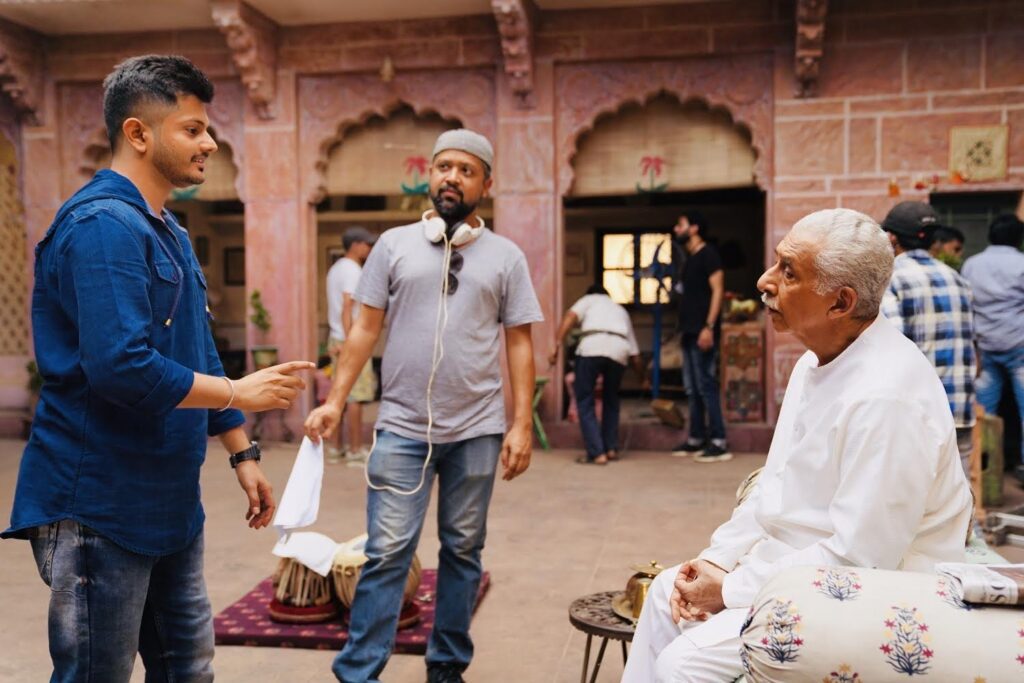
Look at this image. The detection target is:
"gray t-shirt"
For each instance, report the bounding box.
[355,221,544,443]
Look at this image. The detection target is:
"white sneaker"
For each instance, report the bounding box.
[325,446,344,464]
[345,447,370,468]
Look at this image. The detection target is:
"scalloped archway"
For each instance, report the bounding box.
[298,70,496,205]
[570,93,758,196]
[555,55,773,196]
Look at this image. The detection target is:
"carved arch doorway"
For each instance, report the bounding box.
[313,105,488,358]
[559,93,767,434]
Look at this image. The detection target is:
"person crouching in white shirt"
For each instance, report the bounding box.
[622,208,973,683]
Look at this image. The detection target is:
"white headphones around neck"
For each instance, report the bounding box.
[422,210,486,247]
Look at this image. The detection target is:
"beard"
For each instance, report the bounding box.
[431,184,476,228]
[153,143,207,188]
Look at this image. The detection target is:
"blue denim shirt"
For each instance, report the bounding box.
[962,245,1024,353]
[3,170,244,555]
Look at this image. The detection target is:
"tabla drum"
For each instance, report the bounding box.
[332,534,423,628]
[268,556,338,623]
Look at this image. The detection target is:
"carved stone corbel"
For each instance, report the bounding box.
[491,0,536,108]
[211,0,278,119]
[0,18,44,126]
[794,0,828,98]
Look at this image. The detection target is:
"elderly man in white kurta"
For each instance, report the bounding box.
[623,209,973,683]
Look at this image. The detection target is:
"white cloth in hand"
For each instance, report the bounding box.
[272,436,324,532]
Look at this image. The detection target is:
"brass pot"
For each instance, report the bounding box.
[625,561,664,619]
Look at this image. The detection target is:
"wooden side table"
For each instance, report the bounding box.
[568,591,635,683]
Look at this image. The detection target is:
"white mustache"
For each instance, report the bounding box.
[761,293,779,311]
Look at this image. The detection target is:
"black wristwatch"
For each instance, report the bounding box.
[229,441,262,469]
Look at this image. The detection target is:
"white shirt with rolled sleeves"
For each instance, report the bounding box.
[700,315,972,608]
[569,293,639,366]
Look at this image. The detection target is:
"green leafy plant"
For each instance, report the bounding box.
[249,290,272,334]
[26,360,42,394]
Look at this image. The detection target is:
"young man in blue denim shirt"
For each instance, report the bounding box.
[3,55,313,682]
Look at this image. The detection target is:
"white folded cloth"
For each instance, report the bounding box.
[271,438,337,576]
[273,436,324,532]
[273,531,339,577]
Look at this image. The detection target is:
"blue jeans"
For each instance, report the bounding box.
[29,520,213,683]
[333,430,501,682]
[573,355,625,459]
[976,347,1024,463]
[682,333,726,442]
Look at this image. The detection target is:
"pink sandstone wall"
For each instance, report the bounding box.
[7,0,1024,438]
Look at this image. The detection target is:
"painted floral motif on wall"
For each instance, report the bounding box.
[813,568,862,602]
[401,156,429,195]
[879,605,933,676]
[636,155,667,194]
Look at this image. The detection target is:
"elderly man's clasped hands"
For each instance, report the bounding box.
[670,558,727,624]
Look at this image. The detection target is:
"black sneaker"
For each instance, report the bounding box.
[426,663,466,683]
[671,439,705,457]
[694,442,733,463]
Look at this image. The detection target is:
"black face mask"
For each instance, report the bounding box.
[431,184,476,229]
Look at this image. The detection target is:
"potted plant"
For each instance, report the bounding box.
[249,289,278,370]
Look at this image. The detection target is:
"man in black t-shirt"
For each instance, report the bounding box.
[671,212,731,461]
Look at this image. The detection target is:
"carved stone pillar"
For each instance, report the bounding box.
[493,59,559,421]
[242,68,312,440]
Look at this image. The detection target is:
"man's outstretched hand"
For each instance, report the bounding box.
[233,361,316,412]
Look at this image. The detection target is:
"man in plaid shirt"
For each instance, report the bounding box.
[880,201,976,477]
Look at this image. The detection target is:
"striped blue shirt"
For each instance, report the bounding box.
[881,250,976,427]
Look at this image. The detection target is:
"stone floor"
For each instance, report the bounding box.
[0,436,1021,682]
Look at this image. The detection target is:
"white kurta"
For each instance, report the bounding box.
[624,316,973,683]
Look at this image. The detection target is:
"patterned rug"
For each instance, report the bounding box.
[214,569,490,652]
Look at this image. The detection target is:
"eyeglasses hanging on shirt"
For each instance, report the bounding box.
[446,250,464,295]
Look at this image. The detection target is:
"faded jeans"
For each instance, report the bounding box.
[29,520,213,683]
[681,333,726,442]
[976,346,1024,463]
[332,430,501,682]
[573,354,626,460]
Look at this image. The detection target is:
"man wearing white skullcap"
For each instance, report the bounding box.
[306,129,543,683]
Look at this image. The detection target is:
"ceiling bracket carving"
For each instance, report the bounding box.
[794,0,828,98]
[0,19,44,125]
[211,0,278,119]
[491,0,536,108]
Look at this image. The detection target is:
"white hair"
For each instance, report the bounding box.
[791,208,894,319]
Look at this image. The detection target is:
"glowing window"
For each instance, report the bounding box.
[600,231,673,305]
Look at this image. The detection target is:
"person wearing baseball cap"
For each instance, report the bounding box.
[880,201,977,477]
[324,226,378,465]
[306,129,542,683]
